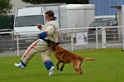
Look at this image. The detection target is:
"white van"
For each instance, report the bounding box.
[14,7,44,38]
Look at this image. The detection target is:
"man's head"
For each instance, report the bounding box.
[45,11,54,21]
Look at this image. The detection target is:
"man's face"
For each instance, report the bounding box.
[45,14,52,21]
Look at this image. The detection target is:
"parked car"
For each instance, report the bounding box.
[88,18,118,41]
[89,18,118,30]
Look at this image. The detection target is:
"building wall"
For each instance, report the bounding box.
[89,0,124,16]
[9,0,124,16]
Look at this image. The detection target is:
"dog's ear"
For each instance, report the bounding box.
[56,42,60,45]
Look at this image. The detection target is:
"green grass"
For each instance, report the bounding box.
[0,48,124,82]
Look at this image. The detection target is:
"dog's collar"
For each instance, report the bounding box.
[51,17,57,21]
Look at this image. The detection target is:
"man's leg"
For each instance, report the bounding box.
[14,40,39,68]
[41,49,55,76]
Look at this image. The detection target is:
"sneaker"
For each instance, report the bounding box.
[49,66,55,76]
[14,63,25,68]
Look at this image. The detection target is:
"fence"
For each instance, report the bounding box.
[0,26,123,56]
[60,26,123,50]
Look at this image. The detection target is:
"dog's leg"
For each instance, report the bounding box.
[73,59,83,75]
[79,60,83,74]
[56,60,61,70]
[60,63,65,71]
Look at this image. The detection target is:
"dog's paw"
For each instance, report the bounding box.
[60,67,63,71]
[57,68,59,70]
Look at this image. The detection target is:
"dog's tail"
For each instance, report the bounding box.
[84,58,95,61]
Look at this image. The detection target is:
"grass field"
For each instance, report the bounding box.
[0,48,124,82]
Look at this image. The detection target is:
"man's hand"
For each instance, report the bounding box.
[37,24,42,30]
[37,35,40,39]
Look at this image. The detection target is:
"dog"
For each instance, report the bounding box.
[49,41,95,75]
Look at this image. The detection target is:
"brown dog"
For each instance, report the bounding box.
[49,41,95,75]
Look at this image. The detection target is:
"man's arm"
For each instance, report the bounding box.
[37,24,55,39]
[37,31,47,39]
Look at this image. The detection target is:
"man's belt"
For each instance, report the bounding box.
[41,38,59,45]
[41,38,50,43]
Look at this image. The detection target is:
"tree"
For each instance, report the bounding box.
[22,0,44,4]
[0,0,13,15]
[22,0,89,4]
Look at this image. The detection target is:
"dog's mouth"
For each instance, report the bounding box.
[49,41,59,50]
[52,46,55,50]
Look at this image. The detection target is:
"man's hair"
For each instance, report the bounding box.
[45,11,54,17]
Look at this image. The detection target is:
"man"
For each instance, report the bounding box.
[14,11,60,76]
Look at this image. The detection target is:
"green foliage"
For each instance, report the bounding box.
[22,0,44,4]
[0,48,124,82]
[0,0,13,15]
[22,0,89,4]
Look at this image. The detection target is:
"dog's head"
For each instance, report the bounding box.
[49,41,59,50]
